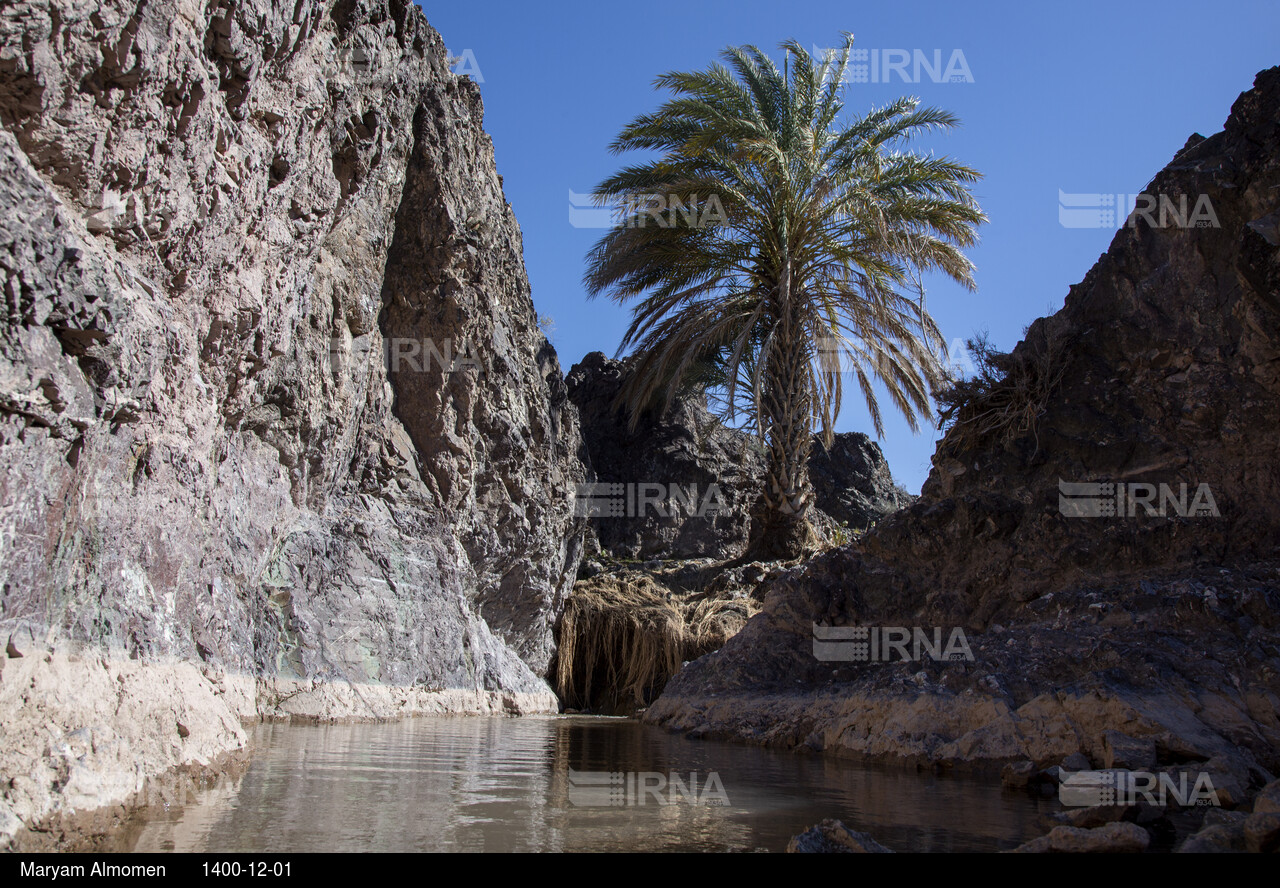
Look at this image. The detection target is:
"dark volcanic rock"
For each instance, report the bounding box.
[644,68,1280,787]
[566,351,911,559]
[808,432,909,531]
[566,352,759,559]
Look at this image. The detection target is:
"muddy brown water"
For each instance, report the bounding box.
[129,715,1060,852]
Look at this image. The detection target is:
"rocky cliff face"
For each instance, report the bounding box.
[0,0,585,840]
[646,68,1280,797]
[567,351,910,559]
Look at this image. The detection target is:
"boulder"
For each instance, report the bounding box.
[1014,822,1150,853]
[787,819,894,853]
[1002,760,1038,789]
[1243,813,1280,853]
[1103,731,1157,771]
[1253,779,1280,814]
[1178,812,1248,854]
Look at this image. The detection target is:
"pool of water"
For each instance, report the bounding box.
[130,715,1058,852]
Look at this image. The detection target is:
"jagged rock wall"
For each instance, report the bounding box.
[567,351,911,559]
[0,0,584,698]
[808,432,911,534]
[646,68,1280,781]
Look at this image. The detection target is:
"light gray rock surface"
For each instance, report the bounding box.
[0,0,585,842]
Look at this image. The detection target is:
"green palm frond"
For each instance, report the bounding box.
[584,34,985,541]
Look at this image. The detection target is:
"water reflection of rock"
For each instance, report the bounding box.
[129,717,1054,852]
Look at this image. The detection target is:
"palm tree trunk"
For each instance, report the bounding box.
[749,272,815,560]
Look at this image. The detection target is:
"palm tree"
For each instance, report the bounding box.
[584,35,986,559]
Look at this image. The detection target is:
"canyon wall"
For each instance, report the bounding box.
[647,68,1280,793]
[0,0,585,843]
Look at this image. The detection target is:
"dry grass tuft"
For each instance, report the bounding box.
[683,597,753,659]
[555,573,758,715]
[935,322,1069,455]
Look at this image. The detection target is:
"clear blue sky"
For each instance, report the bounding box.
[419,0,1278,493]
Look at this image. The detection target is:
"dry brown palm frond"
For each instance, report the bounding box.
[683,596,755,660]
[935,322,1070,455]
[555,575,760,714]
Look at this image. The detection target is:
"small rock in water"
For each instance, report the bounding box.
[787,819,894,853]
[1002,760,1038,789]
[1061,753,1092,772]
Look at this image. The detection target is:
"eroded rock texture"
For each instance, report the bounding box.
[646,68,1280,790]
[0,0,584,699]
[567,351,911,559]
